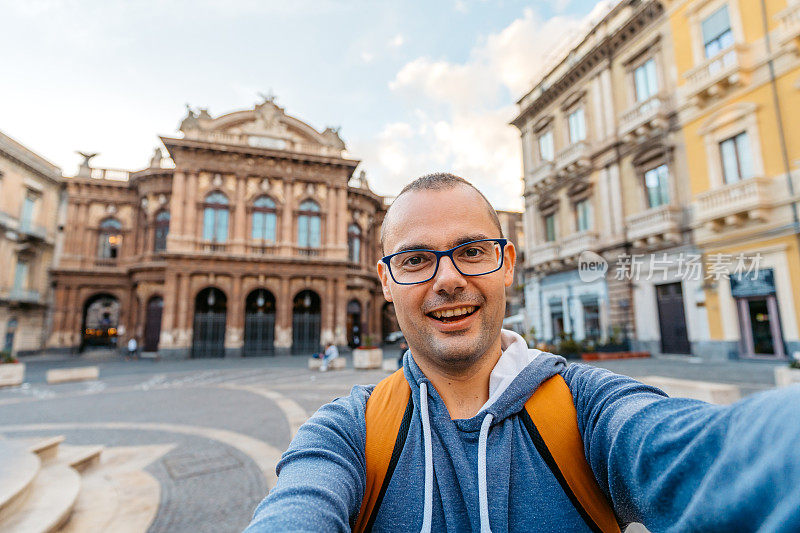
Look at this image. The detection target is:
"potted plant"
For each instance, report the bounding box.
[775,352,800,387]
[556,332,582,360]
[353,334,383,369]
[0,350,25,388]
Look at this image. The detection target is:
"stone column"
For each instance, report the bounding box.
[64,202,79,257]
[68,287,81,348]
[228,274,244,356]
[322,276,335,345]
[281,182,294,255]
[325,185,337,255]
[160,272,180,356]
[334,277,347,345]
[275,276,292,354]
[233,176,247,254]
[169,171,186,248]
[185,172,198,250]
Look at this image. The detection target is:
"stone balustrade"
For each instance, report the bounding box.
[559,230,599,258]
[683,44,749,102]
[695,177,775,230]
[778,1,800,47]
[625,204,683,247]
[618,94,673,141]
[527,241,560,267]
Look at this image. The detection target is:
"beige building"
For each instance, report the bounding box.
[0,131,63,355]
[512,0,705,352]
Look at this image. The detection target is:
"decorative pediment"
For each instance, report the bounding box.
[178,96,347,153]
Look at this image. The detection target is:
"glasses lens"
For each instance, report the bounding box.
[390,250,437,283]
[453,240,501,275]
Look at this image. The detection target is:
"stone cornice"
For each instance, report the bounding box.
[511,0,664,129]
[161,136,360,170]
[0,131,62,184]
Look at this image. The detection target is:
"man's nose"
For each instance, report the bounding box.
[431,255,466,295]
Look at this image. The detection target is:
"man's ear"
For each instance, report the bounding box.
[503,241,516,288]
[377,260,394,302]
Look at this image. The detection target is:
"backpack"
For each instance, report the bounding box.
[354,369,620,533]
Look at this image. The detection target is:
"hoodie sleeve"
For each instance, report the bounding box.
[245,385,370,533]
[563,363,800,532]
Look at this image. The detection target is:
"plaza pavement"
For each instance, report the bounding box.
[0,350,786,532]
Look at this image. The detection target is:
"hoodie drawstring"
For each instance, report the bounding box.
[419,382,434,533]
[419,381,493,533]
[478,413,494,533]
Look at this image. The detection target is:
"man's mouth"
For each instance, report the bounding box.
[427,306,478,323]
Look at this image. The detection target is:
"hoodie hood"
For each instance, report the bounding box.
[403,329,568,533]
[404,329,568,428]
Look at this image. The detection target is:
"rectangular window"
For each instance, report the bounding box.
[203,208,215,241]
[644,164,671,207]
[538,131,554,162]
[634,58,659,103]
[702,5,734,58]
[576,199,592,232]
[568,108,586,144]
[309,216,321,247]
[20,194,36,231]
[252,212,265,240]
[544,214,557,242]
[215,210,229,242]
[13,260,28,290]
[719,132,754,184]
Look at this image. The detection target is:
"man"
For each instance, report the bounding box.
[320,342,339,372]
[247,174,800,532]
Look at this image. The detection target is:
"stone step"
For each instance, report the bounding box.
[25,436,65,463]
[0,441,41,521]
[53,446,103,473]
[0,462,81,533]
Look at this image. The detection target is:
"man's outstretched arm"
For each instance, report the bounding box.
[565,364,800,532]
[245,386,370,532]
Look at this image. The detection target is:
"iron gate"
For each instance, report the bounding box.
[292,313,320,354]
[192,312,226,358]
[243,312,276,356]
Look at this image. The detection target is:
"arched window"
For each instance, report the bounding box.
[153,210,170,252]
[203,192,229,243]
[98,218,122,259]
[348,223,361,263]
[297,200,321,248]
[252,196,277,241]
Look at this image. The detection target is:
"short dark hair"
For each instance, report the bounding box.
[380,173,504,254]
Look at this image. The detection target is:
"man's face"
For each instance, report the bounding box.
[377,186,516,372]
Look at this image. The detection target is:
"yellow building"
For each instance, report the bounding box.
[668,0,800,359]
[0,131,63,355]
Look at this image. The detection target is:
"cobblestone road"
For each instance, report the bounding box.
[0,352,786,532]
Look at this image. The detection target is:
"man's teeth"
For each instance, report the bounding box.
[431,306,476,319]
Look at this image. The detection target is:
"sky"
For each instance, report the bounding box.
[1,0,609,211]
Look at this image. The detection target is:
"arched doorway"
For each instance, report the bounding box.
[243,289,276,356]
[143,296,163,352]
[81,294,121,351]
[192,287,227,358]
[292,290,320,354]
[347,299,362,348]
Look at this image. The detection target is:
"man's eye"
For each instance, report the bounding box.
[403,254,428,266]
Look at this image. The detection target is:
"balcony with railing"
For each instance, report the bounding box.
[559,230,599,259]
[695,177,776,231]
[554,141,591,176]
[777,1,800,48]
[18,221,48,241]
[94,258,119,267]
[683,44,750,103]
[201,241,229,253]
[526,161,556,190]
[625,204,683,247]
[295,247,321,257]
[618,95,673,142]
[247,243,278,256]
[527,241,560,268]
[1,288,42,305]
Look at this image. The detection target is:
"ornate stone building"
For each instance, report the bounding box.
[49,99,392,357]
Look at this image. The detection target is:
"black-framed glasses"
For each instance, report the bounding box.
[381,239,508,285]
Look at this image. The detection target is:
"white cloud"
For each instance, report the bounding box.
[356,7,584,211]
[389,34,405,48]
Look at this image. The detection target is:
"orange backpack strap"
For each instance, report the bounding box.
[355,369,413,533]
[521,374,621,533]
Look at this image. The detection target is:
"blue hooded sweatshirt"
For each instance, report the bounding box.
[247,330,800,532]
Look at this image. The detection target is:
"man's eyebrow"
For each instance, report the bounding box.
[391,234,490,254]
